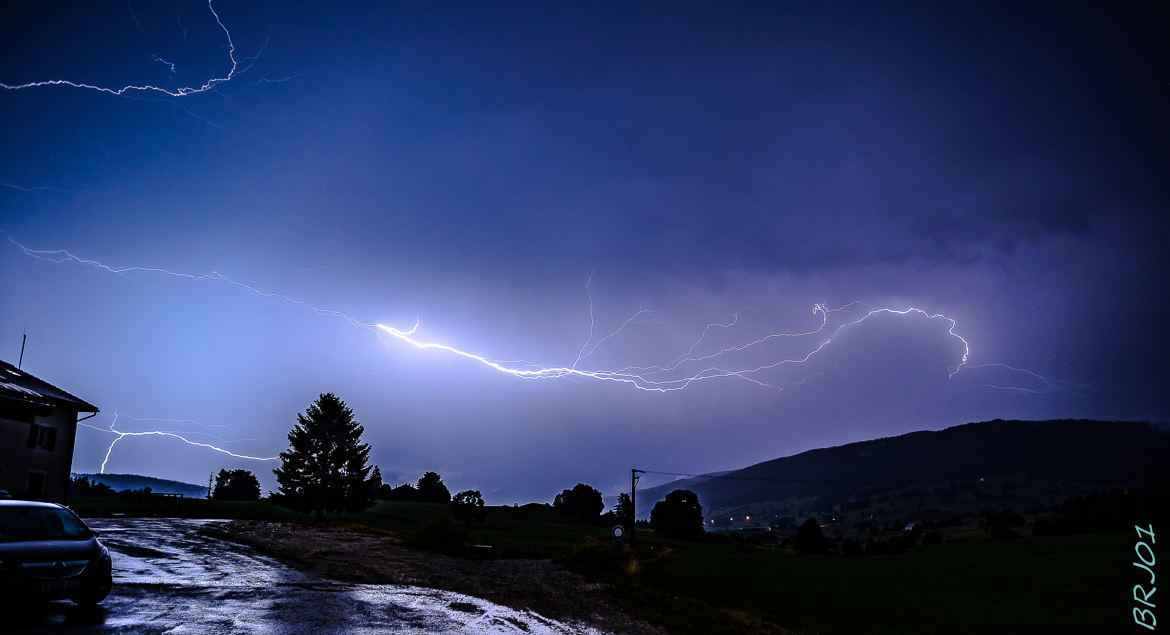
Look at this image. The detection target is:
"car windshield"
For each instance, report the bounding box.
[0,507,91,541]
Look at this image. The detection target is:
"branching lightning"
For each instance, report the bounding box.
[8,235,1079,397]
[1,0,240,98]
[6,233,1089,472]
[6,236,377,330]
[150,55,178,74]
[80,411,278,473]
[375,304,968,392]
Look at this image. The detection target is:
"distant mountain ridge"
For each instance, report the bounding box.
[72,472,207,498]
[635,419,1170,516]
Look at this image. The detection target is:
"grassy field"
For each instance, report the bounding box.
[68,496,1133,634]
[604,531,1131,634]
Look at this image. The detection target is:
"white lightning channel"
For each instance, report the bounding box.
[6,236,377,329]
[572,274,596,370]
[373,303,964,393]
[1,0,239,98]
[81,411,278,473]
[10,235,1078,395]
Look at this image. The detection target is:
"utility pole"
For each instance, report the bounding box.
[18,328,27,369]
[631,468,644,546]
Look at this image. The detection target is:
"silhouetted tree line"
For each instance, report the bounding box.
[68,476,159,498]
[758,515,947,556]
[266,393,714,538]
[374,471,452,504]
[1032,480,1170,537]
[68,476,115,497]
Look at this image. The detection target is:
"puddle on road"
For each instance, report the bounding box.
[55,518,606,634]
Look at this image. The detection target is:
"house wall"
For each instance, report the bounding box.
[0,406,80,501]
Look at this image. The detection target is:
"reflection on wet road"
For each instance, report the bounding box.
[6,518,602,634]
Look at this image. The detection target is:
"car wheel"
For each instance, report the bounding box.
[72,575,112,605]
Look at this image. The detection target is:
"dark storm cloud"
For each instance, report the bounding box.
[1,1,1167,500]
[256,1,1164,279]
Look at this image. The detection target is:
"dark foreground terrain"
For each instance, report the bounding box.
[59,495,1142,634]
[2,518,613,635]
[216,520,664,634]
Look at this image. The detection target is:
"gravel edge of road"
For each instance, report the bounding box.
[207,520,669,635]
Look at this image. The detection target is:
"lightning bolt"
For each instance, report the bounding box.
[150,55,178,74]
[964,363,1096,395]
[6,235,377,329]
[373,304,969,392]
[1,0,239,98]
[1,182,112,196]
[8,235,1079,395]
[80,411,278,473]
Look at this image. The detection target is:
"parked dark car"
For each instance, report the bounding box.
[0,500,112,604]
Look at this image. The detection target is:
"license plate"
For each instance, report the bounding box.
[36,579,82,593]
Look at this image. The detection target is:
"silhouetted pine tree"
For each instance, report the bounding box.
[273,393,374,519]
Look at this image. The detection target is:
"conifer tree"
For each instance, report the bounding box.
[273,392,374,519]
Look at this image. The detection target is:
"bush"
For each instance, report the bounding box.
[383,483,418,501]
[980,509,1025,539]
[564,538,663,577]
[213,469,261,501]
[553,483,605,523]
[416,472,451,504]
[888,533,916,552]
[411,513,470,554]
[451,490,486,525]
[793,519,827,554]
[650,489,705,540]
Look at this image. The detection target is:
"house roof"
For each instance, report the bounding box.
[0,360,98,413]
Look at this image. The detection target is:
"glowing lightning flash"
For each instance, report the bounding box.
[9,235,1081,398]
[374,303,971,392]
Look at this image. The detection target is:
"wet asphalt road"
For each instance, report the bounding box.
[4,518,602,634]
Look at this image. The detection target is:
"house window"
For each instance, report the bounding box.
[26,424,57,451]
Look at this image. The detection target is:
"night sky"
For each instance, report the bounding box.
[1,1,1166,503]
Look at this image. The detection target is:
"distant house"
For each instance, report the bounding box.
[0,360,98,501]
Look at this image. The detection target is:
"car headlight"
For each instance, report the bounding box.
[92,545,111,570]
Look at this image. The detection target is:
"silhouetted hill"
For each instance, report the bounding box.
[635,419,1170,517]
[72,473,207,498]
